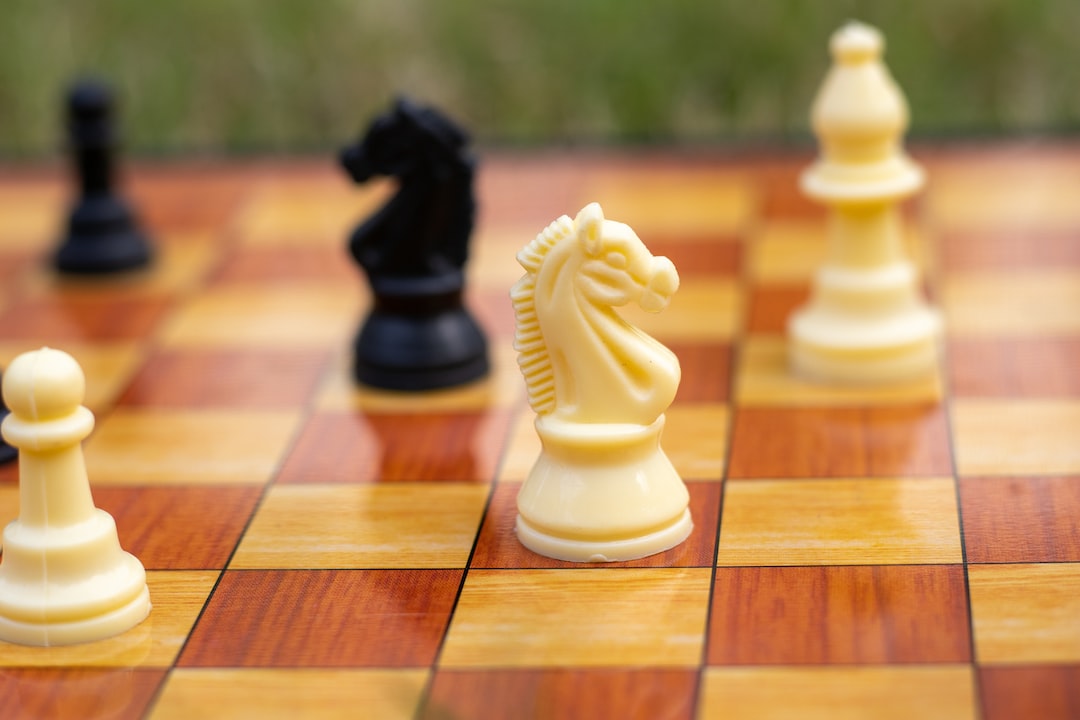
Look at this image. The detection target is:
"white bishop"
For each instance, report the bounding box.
[789,21,941,383]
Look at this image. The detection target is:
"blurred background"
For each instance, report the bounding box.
[1,0,1078,158]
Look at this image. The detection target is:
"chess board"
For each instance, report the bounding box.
[0,143,1078,720]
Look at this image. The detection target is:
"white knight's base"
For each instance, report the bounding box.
[515,415,692,562]
[516,509,692,563]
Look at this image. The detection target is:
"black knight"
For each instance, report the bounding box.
[340,98,488,390]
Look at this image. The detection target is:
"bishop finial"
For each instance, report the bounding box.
[830,21,883,64]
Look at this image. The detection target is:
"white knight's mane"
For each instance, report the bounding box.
[511,215,574,415]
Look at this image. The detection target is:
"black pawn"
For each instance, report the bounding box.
[54,79,152,274]
[0,371,15,465]
[340,98,488,391]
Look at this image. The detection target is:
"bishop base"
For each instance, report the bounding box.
[788,259,941,384]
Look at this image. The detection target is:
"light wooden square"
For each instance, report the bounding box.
[928,163,1080,231]
[231,484,489,569]
[943,270,1080,337]
[717,478,961,566]
[663,404,728,481]
[496,409,542,483]
[471,227,537,292]
[748,220,825,283]
[85,408,302,485]
[150,668,428,720]
[159,284,362,349]
[951,399,1080,476]
[439,568,711,667]
[622,277,742,342]
[582,170,754,237]
[234,177,389,247]
[0,183,63,250]
[748,220,929,284]
[0,487,15,529]
[496,404,727,483]
[0,571,216,668]
[699,666,977,720]
[734,336,943,407]
[970,563,1080,664]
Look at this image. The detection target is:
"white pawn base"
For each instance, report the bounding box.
[515,415,692,563]
[788,263,941,384]
[0,509,151,647]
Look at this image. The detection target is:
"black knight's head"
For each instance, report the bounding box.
[340,97,471,184]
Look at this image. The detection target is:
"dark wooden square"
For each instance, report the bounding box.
[422,669,698,720]
[746,284,808,334]
[0,668,165,719]
[669,342,732,403]
[940,229,1080,272]
[652,238,742,278]
[211,246,356,285]
[949,338,1080,398]
[95,486,263,570]
[179,569,461,667]
[277,409,510,483]
[728,405,952,479]
[0,294,171,341]
[118,348,329,409]
[980,665,1080,720]
[131,166,252,232]
[960,476,1080,563]
[753,158,819,219]
[708,565,970,665]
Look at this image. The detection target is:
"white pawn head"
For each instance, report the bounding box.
[3,348,86,423]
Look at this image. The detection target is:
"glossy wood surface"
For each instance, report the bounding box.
[0,143,1077,718]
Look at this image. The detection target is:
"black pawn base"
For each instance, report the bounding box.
[55,195,151,275]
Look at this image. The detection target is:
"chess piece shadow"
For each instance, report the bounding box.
[0,652,154,719]
[367,411,481,483]
[54,79,152,274]
[340,97,488,391]
[0,370,14,464]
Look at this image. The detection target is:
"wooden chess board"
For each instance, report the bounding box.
[0,143,1078,719]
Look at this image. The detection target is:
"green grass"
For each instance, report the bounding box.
[1,0,1078,157]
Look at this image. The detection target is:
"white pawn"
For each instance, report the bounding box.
[0,347,150,646]
[789,21,941,383]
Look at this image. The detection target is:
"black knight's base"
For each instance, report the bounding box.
[354,273,489,391]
